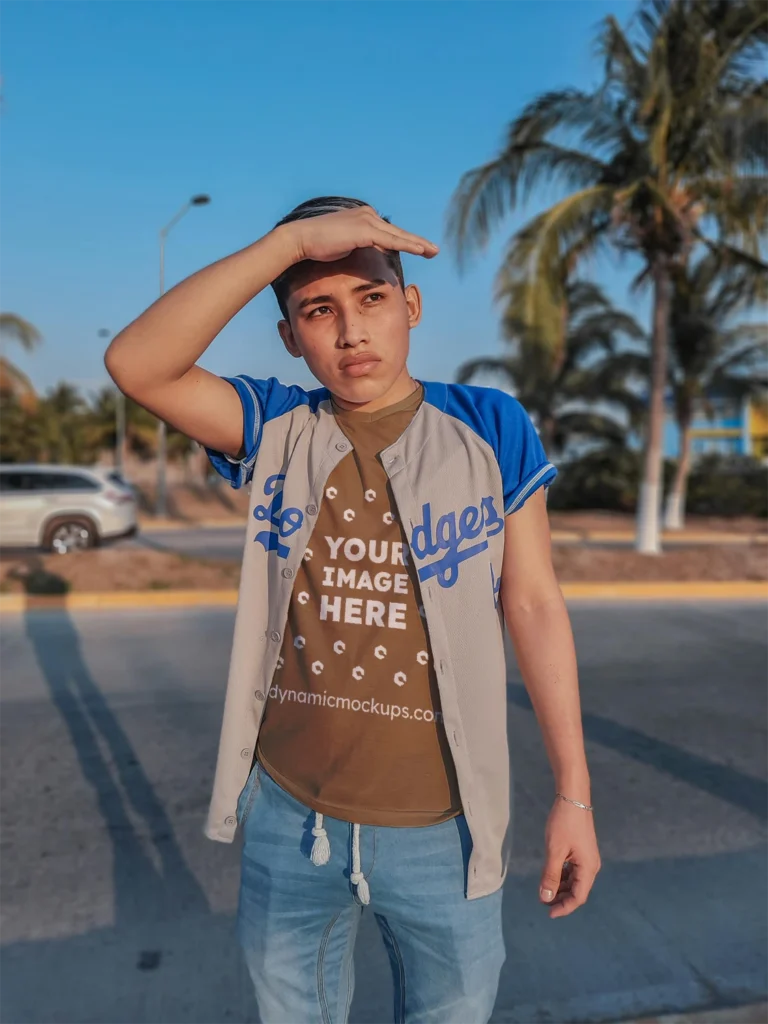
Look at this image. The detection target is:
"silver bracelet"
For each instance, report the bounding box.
[556,792,593,811]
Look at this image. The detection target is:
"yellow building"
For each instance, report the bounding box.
[665,392,768,461]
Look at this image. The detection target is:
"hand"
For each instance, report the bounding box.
[284,205,439,265]
[538,796,601,919]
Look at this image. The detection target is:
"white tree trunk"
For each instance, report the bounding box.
[664,420,692,531]
[663,491,683,531]
[637,481,662,554]
[636,262,670,555]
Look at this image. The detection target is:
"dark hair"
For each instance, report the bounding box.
[270,196,405,319]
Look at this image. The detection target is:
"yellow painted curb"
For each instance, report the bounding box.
[1,582,766,614]
[560,581,768,601]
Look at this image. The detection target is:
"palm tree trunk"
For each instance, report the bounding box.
[664,414,692,531]
[539,414,557,457]
[636,260,671,554]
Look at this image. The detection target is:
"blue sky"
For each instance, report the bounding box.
[1,0,644,398]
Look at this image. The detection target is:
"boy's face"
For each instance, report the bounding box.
[278,248,421,406]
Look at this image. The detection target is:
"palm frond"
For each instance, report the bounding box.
[445,89,610,262]
[0,313,42,352]
[493,186,616,357]
[455,356,520,389]
[596,15,647,103]
[0,356,38,408]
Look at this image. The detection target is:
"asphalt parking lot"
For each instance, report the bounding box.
[1,602,765,1023]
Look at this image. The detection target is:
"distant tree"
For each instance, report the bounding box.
[0,312,41,409]
[448,0,768,552]
[35,384,98,464]
[664,253,768,528]
[457,279,646,459]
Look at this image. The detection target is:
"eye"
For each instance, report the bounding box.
[365,292,385,303]
[307,305,332,318]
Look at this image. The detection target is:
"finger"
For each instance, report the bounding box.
[549,867,595,917]
[372,225,439,257]
[549,892,581,918]
[539,851,569,903]
[569,867,596,905]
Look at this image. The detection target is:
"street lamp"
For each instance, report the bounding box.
[156,193,211,517]
[98,328,126,476]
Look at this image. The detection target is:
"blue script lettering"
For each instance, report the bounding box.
[410,496,505,589]
[253,474,303,558]
[490,564,501,608]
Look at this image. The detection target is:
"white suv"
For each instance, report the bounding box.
[0,464,138,553]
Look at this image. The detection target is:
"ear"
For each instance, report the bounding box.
[404,284,422,328]
[278,319,302,359]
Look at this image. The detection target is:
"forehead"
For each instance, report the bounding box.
[286,248,399,304]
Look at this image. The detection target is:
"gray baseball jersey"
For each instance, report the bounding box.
[205,376,556,899]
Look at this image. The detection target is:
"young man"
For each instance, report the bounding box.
[106,197,600,1024]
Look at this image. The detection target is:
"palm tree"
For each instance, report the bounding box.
[664,253,768,528]
[448,0,767,552]
[0,312,41,409]
[88,386,165,461]
[34,383,97,465]
[457,279,646,459]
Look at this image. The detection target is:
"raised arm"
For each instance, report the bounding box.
[104,207,438,458]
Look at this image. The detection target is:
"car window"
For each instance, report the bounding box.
[0,472,27,492]
[0,470,100,493]
[36,472,100,492]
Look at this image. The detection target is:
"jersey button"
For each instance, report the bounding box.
[225,816,236,826]
[306,503,318,516]
[270,630,281,642]
[335,442,349,452]
[282,567,294,579]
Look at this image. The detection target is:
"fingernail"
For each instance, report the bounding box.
[540,888,554,901]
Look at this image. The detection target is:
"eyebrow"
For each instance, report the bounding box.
[297,279,389,310]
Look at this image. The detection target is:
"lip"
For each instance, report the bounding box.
[339,353,381,376]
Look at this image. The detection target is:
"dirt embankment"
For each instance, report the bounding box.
[552,544,767,582]
[1,542,765,595]
[0,548,240,595]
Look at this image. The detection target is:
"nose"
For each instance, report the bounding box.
[338,310,370,348]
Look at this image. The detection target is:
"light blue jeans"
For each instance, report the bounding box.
[236,762,505,1024]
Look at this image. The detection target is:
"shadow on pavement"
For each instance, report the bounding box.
[0,609,258,1024]
[1,611,765,1023]
[508,682,768,821]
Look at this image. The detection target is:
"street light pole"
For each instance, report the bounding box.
[156,194,210,517]
[98,328,125,476]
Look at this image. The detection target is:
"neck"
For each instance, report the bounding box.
[331,366,418,414]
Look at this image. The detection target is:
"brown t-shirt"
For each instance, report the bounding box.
[257,384,462,826]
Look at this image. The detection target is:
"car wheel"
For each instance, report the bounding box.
[43,517,98,554]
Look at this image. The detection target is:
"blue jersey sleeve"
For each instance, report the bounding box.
[436,383,557,513]
[497,392,557,514]
[205,375,316,488]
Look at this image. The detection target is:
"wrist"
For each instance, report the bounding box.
[269,222,305,268]
[555,770,591,804]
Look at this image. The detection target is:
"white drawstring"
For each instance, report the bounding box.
[350,822,370,905]
[310,811,331,866]
[309,811,370,905]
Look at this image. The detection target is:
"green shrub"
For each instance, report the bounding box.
[548,448,647,512]
[686,455,768,517]
[549,447,767,516]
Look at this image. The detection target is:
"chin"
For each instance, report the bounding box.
[333,374,391,402]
